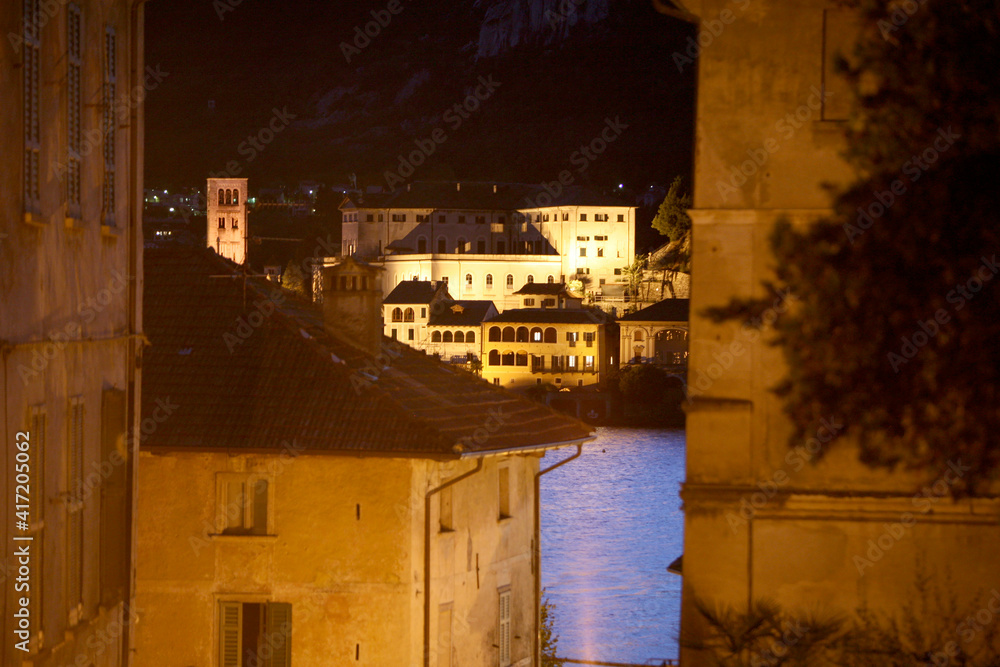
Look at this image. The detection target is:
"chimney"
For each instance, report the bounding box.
[320,257,384,356]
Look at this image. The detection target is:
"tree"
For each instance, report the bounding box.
[540,590,563,667]
[282,260,307,298]
[706,0,1000,493]
[652,176,692,242]
[621,255,648,306]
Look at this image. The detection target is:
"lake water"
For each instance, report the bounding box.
[541,427,685,664]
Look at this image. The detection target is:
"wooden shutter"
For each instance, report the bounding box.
[67,397,84,614]
[266,602,292,667]
[498,590,511,666]
[100,388,127,606]
[219,601,242,667]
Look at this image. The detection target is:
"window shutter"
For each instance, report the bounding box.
[219,601,242,667]
[67,398,85,615]
[100,388,128,606]
[266,602,292,667]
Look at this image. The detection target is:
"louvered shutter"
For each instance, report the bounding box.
[219,601,242,667]
[266,602,292,667]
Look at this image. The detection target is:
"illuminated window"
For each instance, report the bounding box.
[505,274,514,289]
[486,274,493,288]
[218,601,291,667]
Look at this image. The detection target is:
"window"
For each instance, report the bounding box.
[231,217,238,230]
[421,308,427,318]
[233,190,239,205]
[455,331,465,343]
[457,238,467,254]
[432,331,442,343]
[417,214,429,223]
[489,326,501,342]
[219,475,270,536]
[391,329,398,339]
[391,213,406,222]
[465,273,473,287]
[493,378,500,386]
[531,327,542,342]
[392,308,403,322]
[218,189,225,206]
[486,274,493,288]
[497,241,506,254]
[498,589,511,667]
[475,215,486,224]
[458,215,466,224]
[466,331,475,343]
[597,248,604,257]
[617,214,625,222]
[404,308,414,322]
[568,355,577,369]
[515,351,528,366]
[544,327,557,343]
[67,4,82,215]
[633,330,644,342]
[577,236,590,242]
[505,274,514,289]
[378,213,384,222]
[67,396,85,622]
[526,275,534,284]
[442,276,449,285]
[579,248,587,257]
[366,214,374,222]
[498,215,506,224]
[225,190,232,205]
[614,268,623,276]
[547,275,554,283]
[562,212,569,221]
[439,487,453,532]
[488,350,500,365]
[579,213,587,221]
[516,327,529,342]
[542,298,556,308]
[438,238,447,253]
[438,214,446,223]
[218,217,226,229]
[584,332,595,347]
[523,298,535,307]
[408,329,414,341]
[595,213,608,222]
[501,351,514,366]
[584,356,595,371]
[218,601,291,667]
[443,331,453,343]
[498,467,511,518]
[543,213,549,222]
[532,355,545,371]
[418,237,427,253]
[477,239,486,253]
[594,235,607,241]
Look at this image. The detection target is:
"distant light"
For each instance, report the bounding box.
[169,207,175,212]
[618,183,624,189]
[164,189,168,194]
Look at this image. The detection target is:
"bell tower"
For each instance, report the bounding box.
[207,177,248,264]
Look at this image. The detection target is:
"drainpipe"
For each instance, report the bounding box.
[534,443,583,665]
[423,457,484,667]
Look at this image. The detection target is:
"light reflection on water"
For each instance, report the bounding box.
[541,427,685,664]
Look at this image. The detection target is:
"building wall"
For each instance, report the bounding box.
[0,1,143,665]
[482,320,617,389]
[619,322,688,365]
[206,178,247,264]
[682,0,1000,662]
[134,451,539,666]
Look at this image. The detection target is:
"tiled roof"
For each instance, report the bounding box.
[513,283,570,296]
[341,181,632,211]
[428,301,497,327]
[383,280,446,305]
[620,298,690,323]
[484,308,612,325]
[142,247,593,457]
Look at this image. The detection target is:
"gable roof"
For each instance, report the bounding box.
[428,301,497,327]
[383,280,447,305]
[620,298,690,323]
[142,247,594,458]
[513,282,571,296]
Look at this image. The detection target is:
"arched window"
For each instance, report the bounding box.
[526,275,534,284]
[502,327,515,342]
[547,275,555,283]
[457,237,466,254]
[544,327,557,343]
[218,189,225,205]
[489,326,501,342]
[233,190,239,205]
[530,327,543,342]
[432,331,442,343]
[403,308,414,322]
[633,330,644,342]
[486,274,493,288]
[226,189,232,205]
[506,274,514,289]
[391,308,403,322]
[516,327,529,343]
[515,351,528,366]
[488,350,500,365]
[437,237,447,254]
[465,273,473,287]
[443,331,453,343]
[466,331,475,343]
[417,237,427,253]
[501,351,515,366]
[455,331,465,343]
